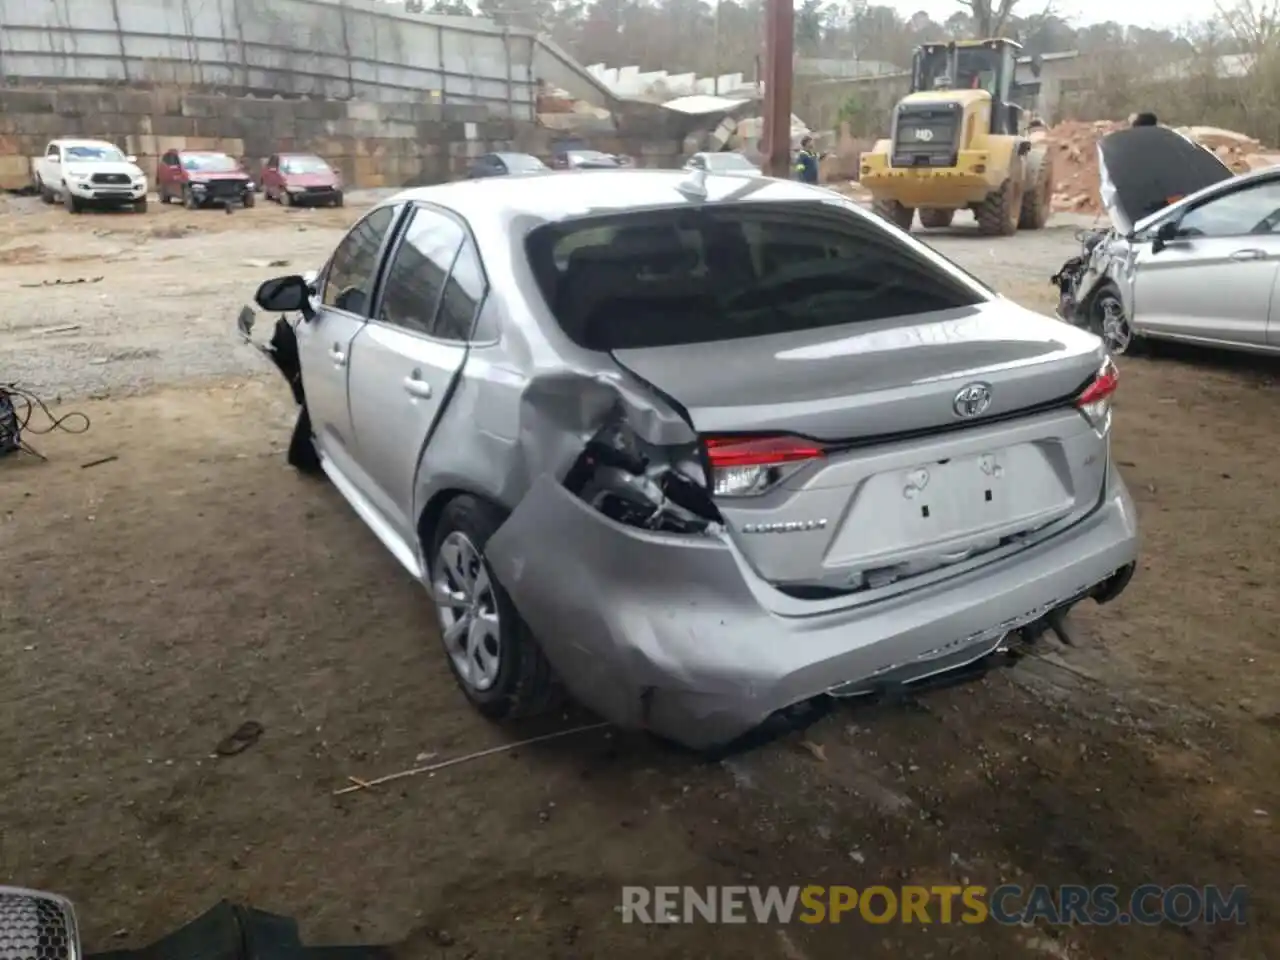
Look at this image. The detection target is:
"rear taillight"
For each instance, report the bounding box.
[1077,357,1119,434]
[704,435,826,497]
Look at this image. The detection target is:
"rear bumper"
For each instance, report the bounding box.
[486,467,1139,751]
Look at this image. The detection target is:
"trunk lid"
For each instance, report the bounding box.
[611,301,1110,594]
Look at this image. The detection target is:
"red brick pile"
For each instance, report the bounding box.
[1044,119,1280,215]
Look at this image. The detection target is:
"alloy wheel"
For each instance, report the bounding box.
[432,531,502,692]
[1096,291,1133,355]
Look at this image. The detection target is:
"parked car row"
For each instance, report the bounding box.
[464,148,759,180]
[31,138,344,214]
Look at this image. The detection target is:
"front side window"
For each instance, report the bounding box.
[1177,180,1280,238]
[377,208,465,336]
[321,205,398,316]
[526,201,986,350]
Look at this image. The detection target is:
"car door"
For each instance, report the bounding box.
[345,203,480,545]
[1131,178,1280,348]
[299,203,403,484]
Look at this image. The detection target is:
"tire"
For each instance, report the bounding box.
[160,187,172,204]
[872,197,914,231]
[243,190,256,209]
[1090,284,1144,356]
[183,186,199,210]
[286,407,322,474]
[63,189,81,214]
[282,190,294,207]
[428,496,562,721]
[1018,147,1053,230]
[975,174,1022,237]
[36,177,54,204]
[918,208,955,229]
[133,198,148,213]
[333,192,344,208]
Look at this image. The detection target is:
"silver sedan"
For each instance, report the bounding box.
[240,169,1138,751]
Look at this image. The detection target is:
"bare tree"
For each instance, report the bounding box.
[957,0,1019,37]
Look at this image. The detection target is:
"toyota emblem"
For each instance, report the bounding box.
[953,382,993,418]
[914,128,934,142]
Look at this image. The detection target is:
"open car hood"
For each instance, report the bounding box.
[1098,126,1233,234]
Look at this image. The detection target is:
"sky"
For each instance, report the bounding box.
[895,0,1224,29]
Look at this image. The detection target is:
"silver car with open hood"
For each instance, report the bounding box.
[1053,124,1280,356]
[239,169,1138,751]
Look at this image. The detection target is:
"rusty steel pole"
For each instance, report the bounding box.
[760,0,794,179]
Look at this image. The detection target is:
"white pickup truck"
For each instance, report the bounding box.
[32,139,149,214]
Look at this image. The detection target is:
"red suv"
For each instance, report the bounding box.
[262,153,343,207]
[157,150,256,209]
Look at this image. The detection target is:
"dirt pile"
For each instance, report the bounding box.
[1045,119,1280,216]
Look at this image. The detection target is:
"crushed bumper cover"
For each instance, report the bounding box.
[486,470,1138,751]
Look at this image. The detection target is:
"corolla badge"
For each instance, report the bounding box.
[952,382,993,419]
[914,127,934,142]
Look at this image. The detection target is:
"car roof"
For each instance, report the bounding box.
[177,149,231,155]
[381,169,837,230]
[489,151,541,161]
[58,139,119,149]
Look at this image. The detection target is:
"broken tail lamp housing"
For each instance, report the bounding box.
[1077,357,1119,435]
[703,435,826,497]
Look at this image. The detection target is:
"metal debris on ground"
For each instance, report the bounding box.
[80,455,118,470]
[19,276,104,288]
[215,720,265,756]
[333,722,611,795]
[798,739,827,762]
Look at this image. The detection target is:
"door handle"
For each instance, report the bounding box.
[328,344,346,366]
[1230,248,1266,261]
[402,376,432,399]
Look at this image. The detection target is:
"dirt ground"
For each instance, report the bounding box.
[1,197,1278,960]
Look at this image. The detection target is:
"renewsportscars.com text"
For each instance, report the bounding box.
[619,884,1248,926]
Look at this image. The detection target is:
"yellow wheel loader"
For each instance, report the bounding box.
[860,38,1054,236]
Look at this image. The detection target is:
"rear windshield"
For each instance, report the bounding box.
[525,201,986,350]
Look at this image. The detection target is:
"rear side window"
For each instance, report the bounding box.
[525,202,985,350]
[377,207,464,336]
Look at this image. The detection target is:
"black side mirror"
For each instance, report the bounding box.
[1151,220,1179,254]
[255,275,315,320]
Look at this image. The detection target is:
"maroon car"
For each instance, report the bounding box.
[262,153,343,207]
[157,149,256,209]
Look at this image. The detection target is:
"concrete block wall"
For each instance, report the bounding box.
[0,87,686,191]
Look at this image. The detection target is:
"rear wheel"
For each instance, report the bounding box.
[429,496,562,721]
[160,186,172,204]
[918,208,955,229]
[975,175,1022,236]
[243,190,256,208]
[332,192,344,208]
[1018,147,1053,230]
[872,197,914,231]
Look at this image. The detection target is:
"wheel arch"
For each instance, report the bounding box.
[416,484,510,569]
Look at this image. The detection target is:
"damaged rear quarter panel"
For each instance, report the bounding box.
[410,295,697,568]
